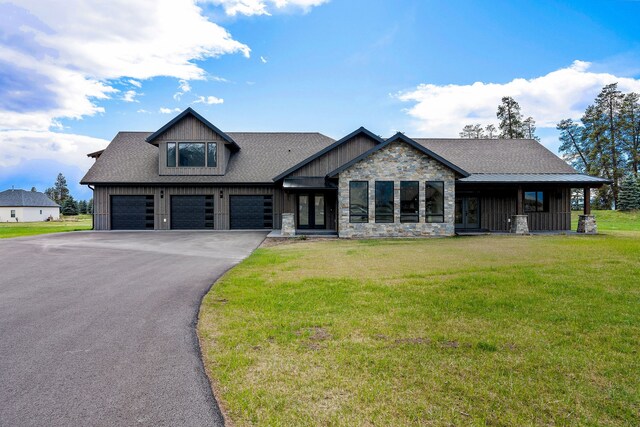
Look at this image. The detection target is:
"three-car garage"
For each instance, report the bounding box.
[109,193,273,230]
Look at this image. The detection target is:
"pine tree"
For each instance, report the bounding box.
[497,96,525,139]
[54,173,70,204]
[617,175,640,211]
[61,197,78,216]
[485,124,497,138]
[522,117,540,141]
[78,200,87,214]
[31,187,37,192]
[87,198,94,215]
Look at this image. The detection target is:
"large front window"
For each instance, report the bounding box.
[425,181,444,223]
[349,181,368,223]
[524,191,546,212]
[375,181,394,223]
[400,181,419,223]
[179,143,206,167]
[167,142,217,168]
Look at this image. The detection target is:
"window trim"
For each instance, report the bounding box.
[400,181,419,223]
[10,209,16,218]
[375,181,394,223]
[349,181,369,223]
[524,191,547,213]
[425,181,445,223]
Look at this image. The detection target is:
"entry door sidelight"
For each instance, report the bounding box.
[297,193,325,229]
[455,196,480,229]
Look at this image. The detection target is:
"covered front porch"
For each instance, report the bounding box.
[280,177,338,236]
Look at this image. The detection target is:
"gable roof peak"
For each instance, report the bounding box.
[328,132,469,178]
[145,107,240,151]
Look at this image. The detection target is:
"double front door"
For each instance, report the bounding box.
[455,196,480,229]
[297,193,325,229]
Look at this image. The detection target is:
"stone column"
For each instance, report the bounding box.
[577,215,597,234]
[510,215,529,234]
[281,213,295,237]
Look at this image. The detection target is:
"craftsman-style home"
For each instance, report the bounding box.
[81,108,609,237]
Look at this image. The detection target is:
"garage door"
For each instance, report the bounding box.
[171,195,214,230]
[111,195,154,230]
[230,195,273,229]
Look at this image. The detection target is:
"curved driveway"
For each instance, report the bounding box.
[0,231,267,426]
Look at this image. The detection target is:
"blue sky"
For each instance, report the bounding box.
[1,0,640,200]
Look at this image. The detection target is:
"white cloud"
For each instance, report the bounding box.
[173,79,193,100]
[179,80,192,93]
[159,107,182,114]
[0,130,108,168]
[210,76,230,83]
[0,0,255,188]
[396,60,640,137]
[121,90,140,103]
[207,0,329,16]
[260,56,268,63]
[137,109,151,114]
[194,96,225,105]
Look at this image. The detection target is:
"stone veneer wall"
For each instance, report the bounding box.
[338,141,456,238]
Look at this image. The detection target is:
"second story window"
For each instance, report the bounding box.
[167,143,177,167]
[207,142,217,167]
[179,143,205,167]
[167,142,217,168]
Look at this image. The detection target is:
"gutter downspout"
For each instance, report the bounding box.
[88,185,95,230]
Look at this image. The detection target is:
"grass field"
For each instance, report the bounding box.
[0,214,93,239]
[199,210,640,426]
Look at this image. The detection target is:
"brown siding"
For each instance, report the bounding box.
[291,135,377,177]
[154,115,223,142]
[93,185,283,230]
[154,115,230,175]
[460,185,572,232]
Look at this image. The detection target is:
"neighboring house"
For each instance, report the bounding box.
[81,108,610,236]
[0,189,60,222]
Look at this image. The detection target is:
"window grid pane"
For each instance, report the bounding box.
[207,142,217,167]
[178,143,206,167]
[425,181,444,223]
[167,142,176,167]
[400,181,419,223]
[375,181,394,223]
[349,181,369,223]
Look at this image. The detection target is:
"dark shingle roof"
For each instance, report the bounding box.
[413,138,576,174]
[0,189,59,207]
[81,131,336,184]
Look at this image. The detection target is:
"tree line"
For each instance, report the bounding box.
[42,173,93,216]
[557,83,640,209]
[459,96,539,141]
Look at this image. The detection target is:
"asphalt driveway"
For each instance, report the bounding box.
[0,231,267,427]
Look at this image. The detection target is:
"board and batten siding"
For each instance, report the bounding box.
[93,185,284,230]
[290,135,377,177]
[153,114,232,176]
[461,185,572,232]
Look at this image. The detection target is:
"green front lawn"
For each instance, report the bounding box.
[199,211,640,426]
[0,214,93,238]
[572,209,640,231]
